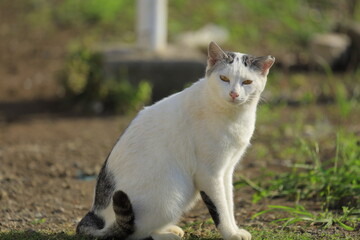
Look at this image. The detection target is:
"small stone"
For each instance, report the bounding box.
[0,190,8,200]
[52,207,65,214]
[176,24,229,49]
[309,33,350,68]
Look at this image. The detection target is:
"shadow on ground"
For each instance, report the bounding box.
[0,231,92,240]
[0,98,117,123]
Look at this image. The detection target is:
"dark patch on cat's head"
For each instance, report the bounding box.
[206,42,236,76]
[242,54,275,76]
[242,55,254,67]
[250,55,275,76]
[225,51,235,64]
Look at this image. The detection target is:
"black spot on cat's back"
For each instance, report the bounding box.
[92,118,135,211]
[93,154,115,210]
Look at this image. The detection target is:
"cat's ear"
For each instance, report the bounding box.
[208,41,228,67]
[251,55,275,76]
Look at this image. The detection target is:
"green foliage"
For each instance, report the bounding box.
[183,221,357,240]
[334,80,356,118]
[24,0,136,41]
[60,42,152,113]
[168,0,337,53]
[22,0,354,54]
[252,205,360,231]
[249,131,360,209]
[100,79,152,114]
[53,0,132,27]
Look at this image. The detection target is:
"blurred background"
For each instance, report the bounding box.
[0,0,359,238]
[0,0,359,115]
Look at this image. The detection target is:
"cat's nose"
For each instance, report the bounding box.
[229,91,239,99]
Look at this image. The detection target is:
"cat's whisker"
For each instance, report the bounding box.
[258,96,268,104]
[246,94,261,104]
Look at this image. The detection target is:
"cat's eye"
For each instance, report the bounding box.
[242,80,253,85]
[220,75,230,83]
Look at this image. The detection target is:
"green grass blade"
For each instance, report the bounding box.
[336,221,355,231]
[251,209,274,219]
[271,217,291,223]
[282,218,305,227]
[267,205,314,217]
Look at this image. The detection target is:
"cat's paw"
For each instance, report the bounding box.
[165,225,184,237]
[228,229,251,240]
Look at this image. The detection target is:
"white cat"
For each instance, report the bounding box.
[77,42,274,240]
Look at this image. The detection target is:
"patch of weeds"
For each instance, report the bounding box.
[54,0,129,27]
[183,223,358,240]
[248,226,357,240]
[249,131,360,209]
[59,40,152,114]
[334,81,356,118]
[253,205,359,231]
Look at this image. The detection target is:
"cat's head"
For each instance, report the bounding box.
[205,41,275,106]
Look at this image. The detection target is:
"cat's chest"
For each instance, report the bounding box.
[194,115,255,158]
[208,111,254,141]
[215,121,253,148]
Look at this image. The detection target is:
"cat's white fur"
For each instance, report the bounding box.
[92,42,274,240]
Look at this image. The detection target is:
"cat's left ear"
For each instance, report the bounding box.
[251,56,275,76]
[207,41,229,67]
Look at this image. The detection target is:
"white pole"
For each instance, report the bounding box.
[137,0,167,52]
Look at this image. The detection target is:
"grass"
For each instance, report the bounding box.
[247,131,360,209]
[177,220,358,240]
[252,205,359,231]
[237,129,360,230]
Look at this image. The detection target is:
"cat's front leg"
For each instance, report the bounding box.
[224,167,237,228]
[196,174,251,240]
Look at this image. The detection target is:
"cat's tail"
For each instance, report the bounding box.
[76,190,135,239]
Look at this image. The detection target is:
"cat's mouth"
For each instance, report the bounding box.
[228,98,245,105]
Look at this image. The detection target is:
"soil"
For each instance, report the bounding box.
[0,2,359,239]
